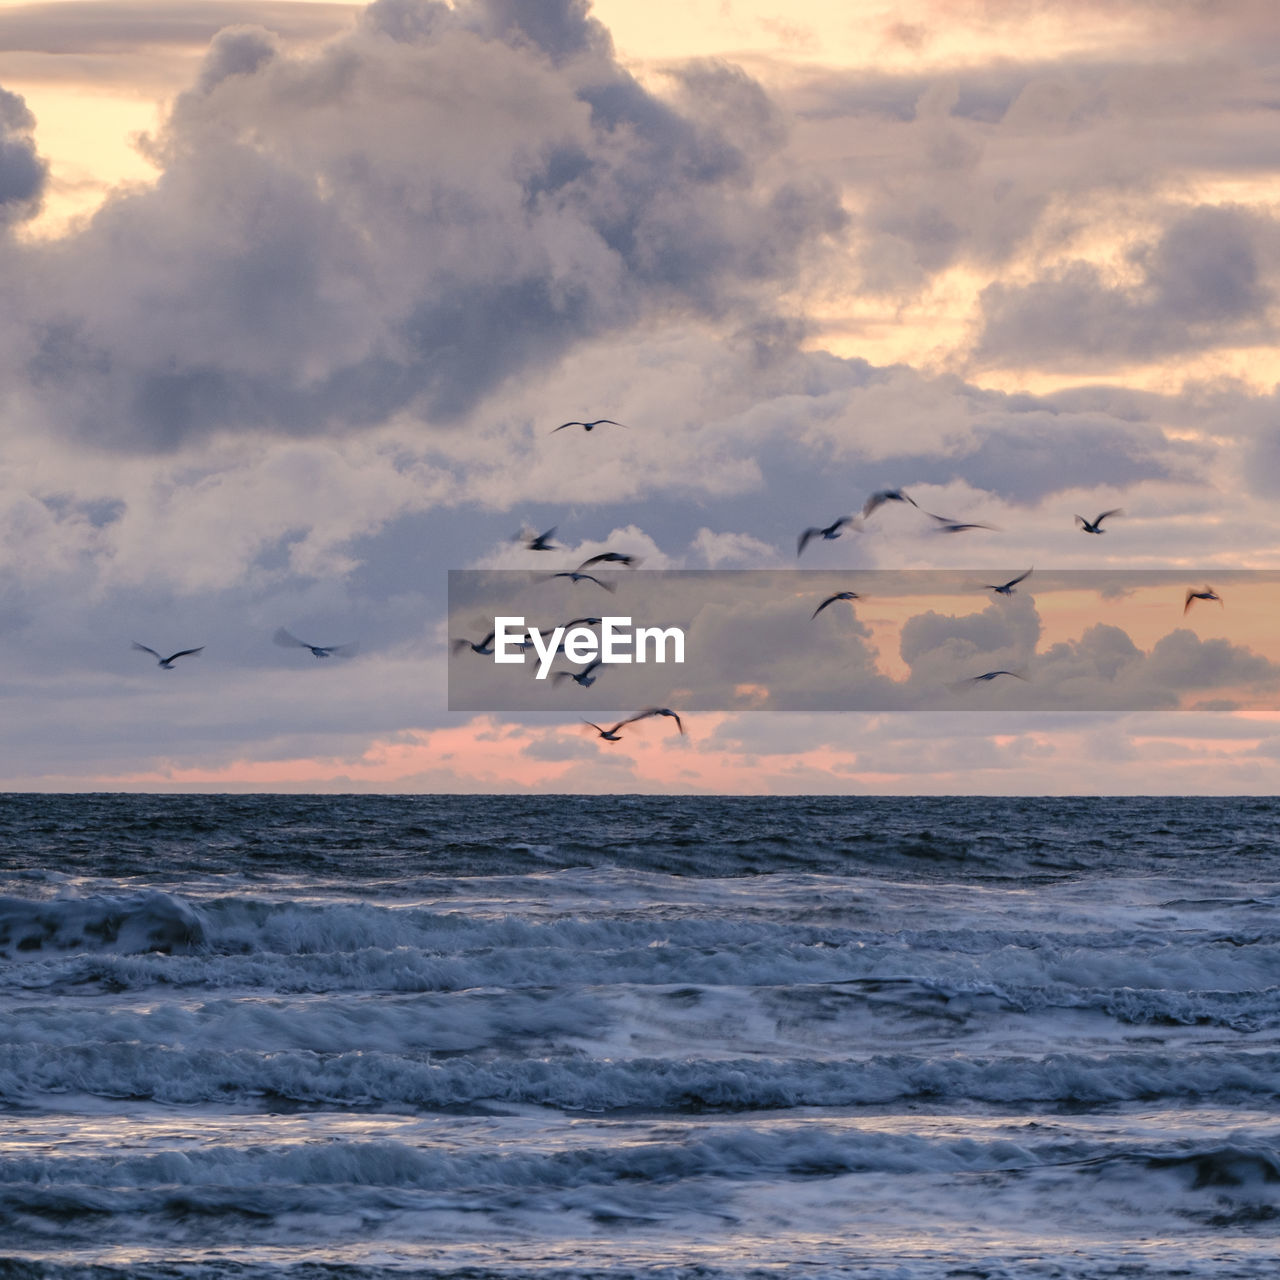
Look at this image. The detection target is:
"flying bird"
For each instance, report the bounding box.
[273,628,357,658]
[1076,509,1123,534]
[452,631,497,655]
[554,659,603,688]
[1184,586,1223,614]
[578,552,641,569]
[962,670,1027,685]
[983,569,1032,597]
[862,489,918,519]
[519,526,559,551]
[798,516,856,557]
[926,512,998,534]
[561,617,603,629]
[584,719,628,741]
[551,419,627,433]
[132,642,204,669]
[624,706,685,735]
[811,590,862,620]
[548,572,616,591]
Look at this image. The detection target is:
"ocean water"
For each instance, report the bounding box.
[0,793,1277,1279]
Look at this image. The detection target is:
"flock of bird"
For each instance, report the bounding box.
[130,629,357,670]
[136,420,1225,736]
[461,464,1228,710]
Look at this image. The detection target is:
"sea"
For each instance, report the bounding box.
[0,793,1277,1279]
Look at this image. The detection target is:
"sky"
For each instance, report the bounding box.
[1,0,1279,793]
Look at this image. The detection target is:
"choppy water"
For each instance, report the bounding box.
[1,794,1277,1279]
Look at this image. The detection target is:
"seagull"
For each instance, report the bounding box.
[452,631,497,655]
[926,512,998,534]
[520,526,559,551]
[554,659,603,688]
[624,706,685,735]
[862,489,918,519]
[798,516,856,557]
[578,552,641,569]
[549,572,616,591]
[561,617,603,629]
[551,419,627,433]
[1076,509,1123,534]
[1184,586,1223,614]
[964,670,1026,684]
[132,642,204,669]
[983,569,1032,597]
[811,590,861,620]
[584,719,629,741]
[273,627,357,658]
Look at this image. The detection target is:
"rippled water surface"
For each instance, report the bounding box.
[1,793,1278,1279]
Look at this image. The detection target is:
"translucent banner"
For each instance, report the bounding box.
[448,569,1280,712]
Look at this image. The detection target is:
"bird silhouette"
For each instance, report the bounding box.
[624,707,685,735]
[551,419,626,433]
[520,526,559,551]
[1184,587,1223,614]
[452,631,497,655]
[983,569,1032,597]
[132,643,204,669]
[1076,510,1123,534]
[578,552,641,569]
[811,591,862,620]
[548,572,616,591]
[554,659,604,688]
[925,512,998,534]
[273,628,357,658]
[798,516,856,557]
[862,489,917,519]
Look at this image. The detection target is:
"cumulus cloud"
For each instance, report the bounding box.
[0,86,45,225]
[974,204,1280,368]
[12,0,845,450]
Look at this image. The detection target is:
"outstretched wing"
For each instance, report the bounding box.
[273,628,308,649]
[166,647,204,663]
[797,527,819,557]
[1005,569,1032,590]
[131,642,161,660]
[814,593,855,619]
[1096,509,1123,525]
[623,707,685,734]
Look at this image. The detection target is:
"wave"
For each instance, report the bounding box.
[0,892,206,958]
[2,1042,1279,1112]
[1,1129,1275,1196]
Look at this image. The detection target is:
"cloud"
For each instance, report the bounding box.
[974,204,1280,368]
[0,86,45,225]
[12,0,845,451]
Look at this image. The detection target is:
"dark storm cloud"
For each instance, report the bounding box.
[974,204,1279,367]
[0,85,45,224]
[19,0,846,451]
